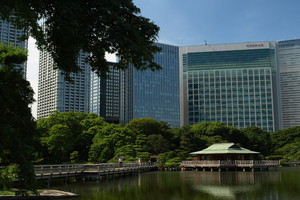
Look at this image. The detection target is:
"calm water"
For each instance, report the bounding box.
[54,167,300,200]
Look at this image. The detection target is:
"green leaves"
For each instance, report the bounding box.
[36,112,108,163]
[0,43,27,68]
[0,42,37,191]
[88,124,133,162]
[270,126,300,162]
[0,164,19,190]
[0,0,160,78]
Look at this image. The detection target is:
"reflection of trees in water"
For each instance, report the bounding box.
[53,169,300,200]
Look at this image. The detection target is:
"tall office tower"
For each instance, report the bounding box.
[180,42,279,132]
[0,19,27,77]
[37,51,90,119]
[90,62,120,123]
[120,43,180,127]
[277,39,300,129]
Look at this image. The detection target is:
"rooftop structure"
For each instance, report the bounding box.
[190,143,259,158]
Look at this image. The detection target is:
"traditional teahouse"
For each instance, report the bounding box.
[180,143,280,171]
[190,143,259,160]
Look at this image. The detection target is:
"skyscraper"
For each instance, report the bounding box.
[120,43,180,127]
[180,42,279,132]
[90,62,120,123]
[37,51,90,119]
[0,19,27,77]
[277,39,300,129]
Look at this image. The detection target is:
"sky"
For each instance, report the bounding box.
[27,0,300,118]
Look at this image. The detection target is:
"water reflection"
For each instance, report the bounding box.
[54,167,300,200]
[182,171,282,199]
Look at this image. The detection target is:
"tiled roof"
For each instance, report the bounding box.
[190,143,260,155]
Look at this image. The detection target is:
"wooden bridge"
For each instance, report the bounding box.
[180,160,280,171]
[33,163,157,181]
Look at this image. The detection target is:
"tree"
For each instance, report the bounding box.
[271,126,300,151]
[126,118,164,136]
[144,134,170,154]
[36,112,107,162]
[0,0,161,78]
[88,124,134,162]
[240,127,271,156]
[0,43,36,191]
[41,124,74,163]
[191,121,228,137]
[270,126,300,162]
[273,141,300,162]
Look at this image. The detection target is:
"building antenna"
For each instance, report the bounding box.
[204,40,207,45]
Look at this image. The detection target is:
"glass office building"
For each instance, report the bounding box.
[180,42,278,132]
[277,39,300,129]
[0,19,27,77]
[37,51,90,119]
[90,62,120,123]
[120,43,180,127]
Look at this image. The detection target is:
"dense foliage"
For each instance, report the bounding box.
[35,112,300,165]
[0,43,37,191]
[0,0,161,79]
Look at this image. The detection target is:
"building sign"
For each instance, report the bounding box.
[246,43,264,48]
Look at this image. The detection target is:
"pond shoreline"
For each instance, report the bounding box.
[0,189,79,199]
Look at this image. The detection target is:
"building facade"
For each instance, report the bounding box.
[0,19,27,77]
[277,39,300,129]
[37,51,90,119]
[120,43,180,127]
[90,62,120,123]
[180,42,279,132]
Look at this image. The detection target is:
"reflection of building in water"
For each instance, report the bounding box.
[181,171,281,199]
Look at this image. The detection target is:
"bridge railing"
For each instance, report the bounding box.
[180,160,280,168]
[34,164,85,176]
[33,162,157,175]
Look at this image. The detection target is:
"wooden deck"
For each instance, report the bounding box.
[180,160,280,171]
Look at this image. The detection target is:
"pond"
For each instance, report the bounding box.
[54,167,300,200]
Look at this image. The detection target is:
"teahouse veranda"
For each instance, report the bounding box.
[180,143,280,171]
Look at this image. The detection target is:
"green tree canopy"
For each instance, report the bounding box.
[271,126,300,151]
[240,127,271,156]
[88,124,134,162]
[40,124,74,163]
[191,121,228,137]
[36,111,108,162]
[0,0,160,78]
[126,118,167,136]
[0,43,36,191]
